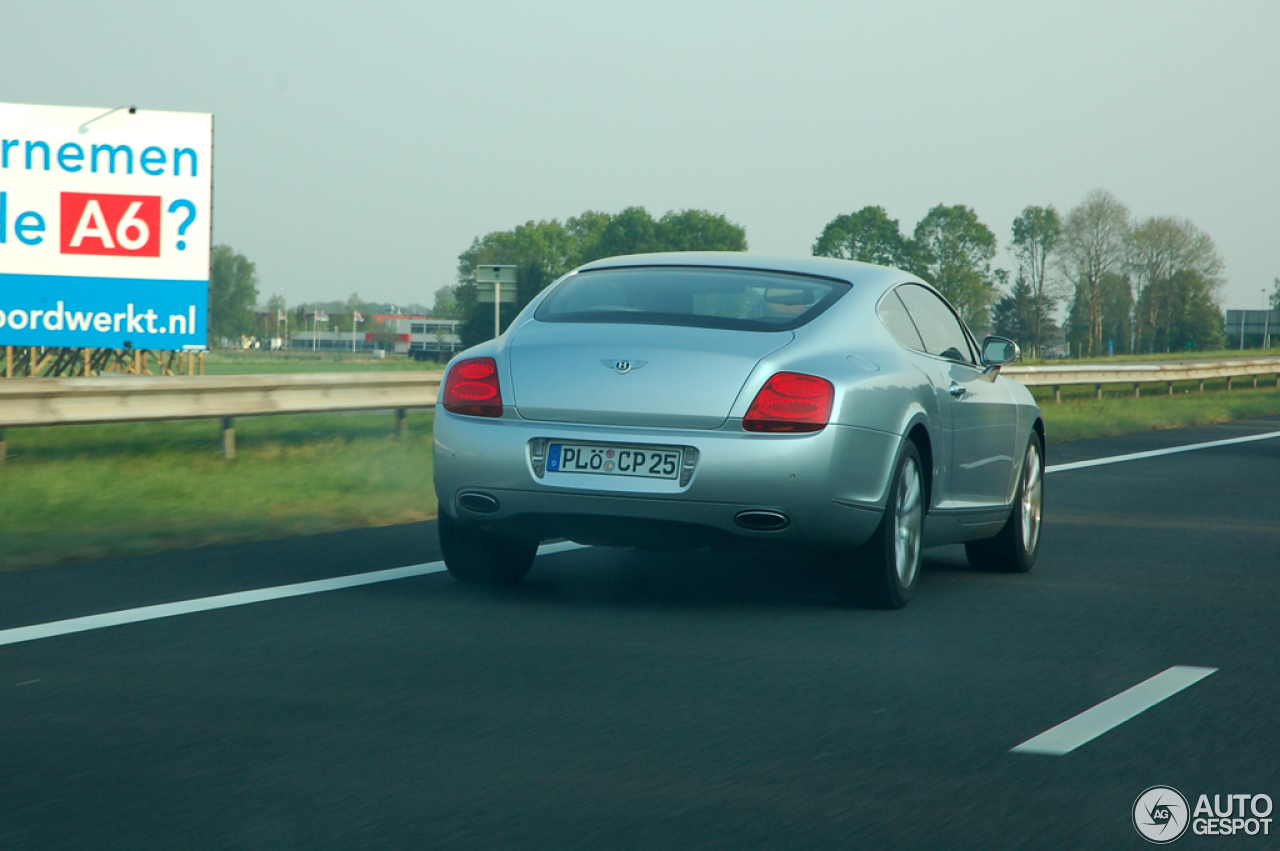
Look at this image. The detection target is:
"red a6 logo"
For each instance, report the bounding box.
[60,192,161,257]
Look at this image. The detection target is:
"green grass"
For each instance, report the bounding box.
[0,412,436,571]
[1036,382,1280,442]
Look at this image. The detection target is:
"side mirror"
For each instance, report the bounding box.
[981,336,1020,368]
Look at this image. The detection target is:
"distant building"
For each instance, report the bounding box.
[291,315,461,358]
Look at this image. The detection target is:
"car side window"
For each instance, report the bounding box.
[877,290,925,351]
[895,284,975,365]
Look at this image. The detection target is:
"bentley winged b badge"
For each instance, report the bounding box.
[601,359,648,375]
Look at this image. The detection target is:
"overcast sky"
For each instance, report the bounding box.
[5,0,1277,312]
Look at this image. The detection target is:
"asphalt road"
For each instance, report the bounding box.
[2,416,1279,850]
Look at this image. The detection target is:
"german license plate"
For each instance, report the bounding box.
[546,443,681,479]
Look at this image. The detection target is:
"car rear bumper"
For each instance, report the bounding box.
[433,410,902,550]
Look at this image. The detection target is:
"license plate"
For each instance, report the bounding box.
[546,443,681,479]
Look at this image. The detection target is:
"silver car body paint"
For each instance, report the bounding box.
[433,252,1043,552]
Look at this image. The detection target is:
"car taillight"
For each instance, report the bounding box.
[743,372,834,433]
[443,357,503,417]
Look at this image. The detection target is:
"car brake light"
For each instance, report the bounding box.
[443,357,503,417]
[743,372,834,432]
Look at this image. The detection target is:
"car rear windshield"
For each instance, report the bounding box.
[533,266,851,332]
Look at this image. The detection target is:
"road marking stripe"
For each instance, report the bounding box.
[1011,666,1217,755]
[1046,429,1280,473]
[0,541,587,649]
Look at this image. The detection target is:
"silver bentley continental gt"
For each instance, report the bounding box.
[433,253,1044,608]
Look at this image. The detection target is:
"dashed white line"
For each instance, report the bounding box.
[1011,666,1218,755]
[0,541,586,649]
[1046,429,1280,474]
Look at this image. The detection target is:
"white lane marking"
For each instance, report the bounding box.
[1011,666,1217,755]
[0,541,588,649]
[1046,429,1280,474]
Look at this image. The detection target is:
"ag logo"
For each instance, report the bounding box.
[1134,786,1190,844]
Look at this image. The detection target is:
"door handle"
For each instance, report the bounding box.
[948,381,967,399]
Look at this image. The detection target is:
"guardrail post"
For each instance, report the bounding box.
[1095,384,1102,400]
[1167,382,1173,396]
[1253,374,1258,389]
[1053,385,1061,404]
[396,408,407,438]
[221,417,235,460]
[0,428,6,463]
[1134,383,1141,398]
[1226,377,1233,392]
[1198,379,1205,392]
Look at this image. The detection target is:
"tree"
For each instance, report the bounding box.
[912,204,1000,328]
[991,274,1056,353]
[454,218,579,346]
[590,206,661,261]
[1127,216,1223,352]
[565,210,611,266]
[1098,272,1134,355]
[812,206,913,268]
[991,275,1037,349]
[1136,270,1223,352]
[655,209,748,253]
[1058,190,1130,357]
[209,244,260,341]
[1010,205,1062,358]
[431,285,460,319]
[265,292,287,338]
[1272,277,1280,311]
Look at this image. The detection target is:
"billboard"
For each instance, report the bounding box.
[0,102,212,350]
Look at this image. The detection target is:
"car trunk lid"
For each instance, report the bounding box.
[508,322,794,429]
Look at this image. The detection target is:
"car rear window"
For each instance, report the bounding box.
[534,266,851,331]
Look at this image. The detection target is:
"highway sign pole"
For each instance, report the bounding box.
[475,265,518,340]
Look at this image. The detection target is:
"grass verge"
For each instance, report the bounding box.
[0,412,436,572]
[1036,383,1280,441]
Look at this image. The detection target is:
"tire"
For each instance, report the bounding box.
[965,434,1044,573]
[438,512,538,586]
[829,441,925,609]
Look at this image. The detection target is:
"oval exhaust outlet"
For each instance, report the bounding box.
[734,510,790,531]
[458,492,501,514]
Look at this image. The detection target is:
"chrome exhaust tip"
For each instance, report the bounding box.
[734,510,791,532]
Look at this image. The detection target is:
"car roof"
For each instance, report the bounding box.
[573,252,913,296]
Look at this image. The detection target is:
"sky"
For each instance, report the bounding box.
[3,0,1278,313]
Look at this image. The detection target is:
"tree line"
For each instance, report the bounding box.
[449,191,1229,357]
[211,191,1234,357]
[812,191,1227,357]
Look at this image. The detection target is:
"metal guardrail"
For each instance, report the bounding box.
[0,371,442,460]
[1004,356,1280,401]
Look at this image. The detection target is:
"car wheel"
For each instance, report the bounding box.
[830,441,924,609]
[438,512,538,585]
[964,434,1043,573]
